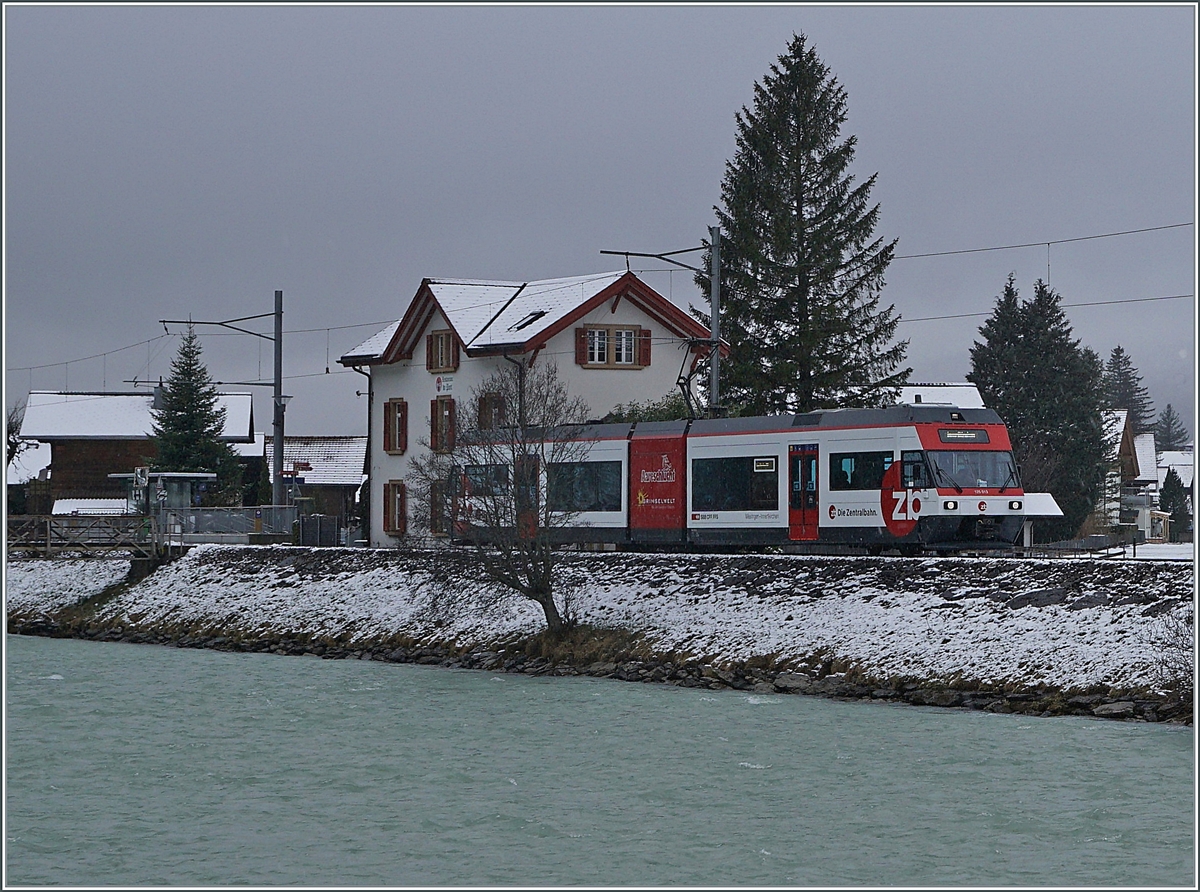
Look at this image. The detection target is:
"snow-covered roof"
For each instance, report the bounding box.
[1133,433,1158,485]
[232,432,266,458]
[448,272,627,350]
[265,436,367,486]
[342,321,401,365]
[1157,451,1195,489]
[6,442,51,485]
[340,270,716,365]
[897,383,985,409]
[1102,409,1129,444]
[18,391,254,442]
[51,498,128,515]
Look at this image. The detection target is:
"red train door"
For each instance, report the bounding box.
[789,444,819,541]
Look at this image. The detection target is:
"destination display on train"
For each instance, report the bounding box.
[937,428,990,443]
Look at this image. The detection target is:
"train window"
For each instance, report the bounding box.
[547,461,622,513]
[464,464,510,497]
[927,451,1019,489]
[901,451,931,489]
[828,451,893,491]
[691,456,779,512]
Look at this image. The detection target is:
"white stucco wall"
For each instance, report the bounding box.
[366,305,696,546]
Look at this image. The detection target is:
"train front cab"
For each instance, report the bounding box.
[904,419,1025,553]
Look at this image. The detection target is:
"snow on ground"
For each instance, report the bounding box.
[1098,543,1194,561]
[4,557,131,615]
[24,545,1187,693]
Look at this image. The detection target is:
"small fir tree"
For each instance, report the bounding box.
[1101,345,1155,433]
[1158,468,1191,543]
[151,324,242,505]
[967,276,1106,542]
[695,33,909,415]
[1155,403,1190,452]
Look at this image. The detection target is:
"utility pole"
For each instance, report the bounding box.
[161,290,287,505]
[272,290,285,507]
[708,226,721,416]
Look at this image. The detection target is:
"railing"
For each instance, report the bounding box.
[7,515,160,559]
[156,505,297,537]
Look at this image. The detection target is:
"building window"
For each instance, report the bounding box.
[575,327,651,368]
[383,480,406,535]
[587,329,608,364]
[478,392,506,431]
[431,396,456,453]
[383,399,408,455]
[613,329,636,364]
[426,330,459,373]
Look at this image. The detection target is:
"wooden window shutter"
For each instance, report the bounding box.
[397,400,408,454]
[575,328,587,365]
[451,336,460,370]
[478,395,490,431]
[382,401,394,452]
[431,398,439,449]
[383,481,396,533]
[397,483,407,535]
[446,398,456,451]
[426,334,434,371]
[638,329,652,367]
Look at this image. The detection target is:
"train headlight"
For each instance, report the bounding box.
[943,500,958,511]
[1009,500,1022,511]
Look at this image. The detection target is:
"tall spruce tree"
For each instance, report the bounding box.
[1155,403,1190,451]
[1101,345,1155,433]
[695,33,909,415]
[151,324,242,505]
[967,276,1106,542]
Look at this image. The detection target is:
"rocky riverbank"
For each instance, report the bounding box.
[6,546,1194,723]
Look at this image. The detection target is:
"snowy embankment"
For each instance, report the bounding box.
[5,557,131,616]
[6,545,1192,694]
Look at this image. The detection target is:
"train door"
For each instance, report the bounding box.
[788,444,819,541]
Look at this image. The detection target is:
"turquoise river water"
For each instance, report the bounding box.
[4,634,1195,886]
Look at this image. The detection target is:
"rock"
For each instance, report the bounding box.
[1092,701,1136,718]
[905,688,961,707]
[586,661,617,676]
[752,682,776,693]
[1005,588,1069,609]
[774,672,813,693]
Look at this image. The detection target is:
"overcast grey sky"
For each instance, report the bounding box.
[4,3,1196,439]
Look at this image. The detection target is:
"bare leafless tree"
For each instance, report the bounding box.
[407,360,596,634]
[7,401,29,468]
[1150,604,1195,700]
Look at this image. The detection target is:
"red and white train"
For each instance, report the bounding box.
[458,404,1026,555]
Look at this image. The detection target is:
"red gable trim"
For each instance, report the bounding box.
[515,271,723,355]
[381,280,467,364]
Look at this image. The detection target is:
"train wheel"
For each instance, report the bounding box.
[898,544,921,558]
[867,545,883,556]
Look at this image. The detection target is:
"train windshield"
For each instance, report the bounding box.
[926,450,1019,490]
